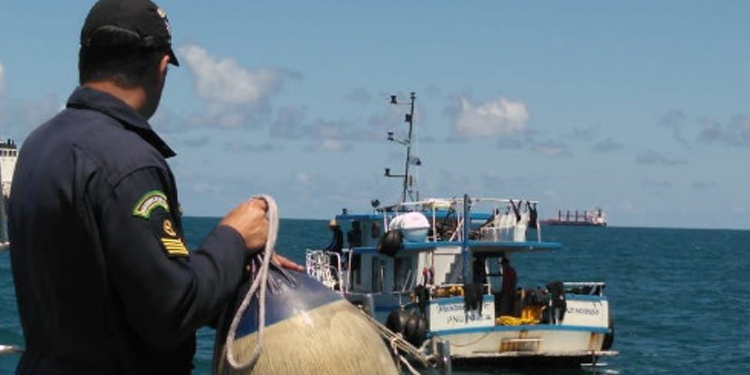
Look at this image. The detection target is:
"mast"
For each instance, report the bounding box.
[386,92,420,204]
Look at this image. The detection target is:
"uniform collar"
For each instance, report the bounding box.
[67,86,176,158]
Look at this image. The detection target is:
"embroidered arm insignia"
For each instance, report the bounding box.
[133,190,169,219]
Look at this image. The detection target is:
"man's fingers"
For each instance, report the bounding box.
[249,198,268,212]
[273,254,304,272]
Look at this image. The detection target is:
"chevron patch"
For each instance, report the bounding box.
[160,237,189,257]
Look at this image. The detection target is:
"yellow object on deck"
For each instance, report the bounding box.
[496,315,540,326]
[521,305,544,321]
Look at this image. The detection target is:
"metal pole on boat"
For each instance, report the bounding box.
[402,92,416,203]
[462,194,470,283]
[433,339,452,375]
[386,92,419,204]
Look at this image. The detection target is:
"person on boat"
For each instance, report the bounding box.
[546,281,567,324]
[500,256,518,316]
[473,255,487,285]
[326,219,344,253]
[7,1,301,373]
[324,219,344,285]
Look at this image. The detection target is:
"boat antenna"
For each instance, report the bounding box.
[385,92,420,204]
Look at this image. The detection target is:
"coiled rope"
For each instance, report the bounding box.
[224,195,279,371]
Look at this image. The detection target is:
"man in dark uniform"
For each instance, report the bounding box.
[8,1,300,374]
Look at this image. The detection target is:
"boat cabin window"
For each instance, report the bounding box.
[347,221,362,247]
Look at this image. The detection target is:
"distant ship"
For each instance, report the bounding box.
[542,208,607,227]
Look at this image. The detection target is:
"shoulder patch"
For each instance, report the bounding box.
[133,191,169,219]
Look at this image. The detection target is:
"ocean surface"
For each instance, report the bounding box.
[1,218,749,374]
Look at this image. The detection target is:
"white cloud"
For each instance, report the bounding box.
[18,95,64,131]
[342,87,372,104]
[177,45,282,127]
[542,190,559,203]
[658,109,689,147]
[319,139,347,152]
[296,171,313,187]
[454,97,529,138]
[533,140,568,157]
[697,115,750,148]
[224,141,279,153]
[592,137,624,153]
[635,150,686,166]
[618,201,636,214]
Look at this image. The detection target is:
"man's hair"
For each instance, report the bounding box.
[79,25,167,87]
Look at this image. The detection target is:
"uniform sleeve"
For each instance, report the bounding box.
[99,166,246,349]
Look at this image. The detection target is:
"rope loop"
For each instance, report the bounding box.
[224,195,279,370]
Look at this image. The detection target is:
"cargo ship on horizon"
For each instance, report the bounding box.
[542,208,607,227]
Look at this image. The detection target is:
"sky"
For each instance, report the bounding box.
[1,1,749,230]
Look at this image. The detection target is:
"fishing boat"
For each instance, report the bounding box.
[306,93,617,370]
[541,208,607,227]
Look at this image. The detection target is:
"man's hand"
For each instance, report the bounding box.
[220,198,269,253]
[220,198,304,272]
[272,253,305,272]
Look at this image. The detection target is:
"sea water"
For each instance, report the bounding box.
[1,218,749,374]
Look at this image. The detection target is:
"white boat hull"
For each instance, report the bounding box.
[421,296,614,364]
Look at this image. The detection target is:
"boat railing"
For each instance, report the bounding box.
[381,196,544,246]
[564,282,607,296]
[305,249,344,292]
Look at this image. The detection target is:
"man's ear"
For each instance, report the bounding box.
[158,54,170,80]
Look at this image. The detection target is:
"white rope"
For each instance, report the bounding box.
[398,353,424,375]
[389,335,422,375]
[224,195,279,370]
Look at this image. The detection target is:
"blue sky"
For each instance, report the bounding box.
[1,1,749,229]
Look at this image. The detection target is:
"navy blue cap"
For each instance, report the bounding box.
[81,0,179,66]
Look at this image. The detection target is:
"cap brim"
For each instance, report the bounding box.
[167,47,179,66]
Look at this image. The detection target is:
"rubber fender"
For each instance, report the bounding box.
[403,312,427,347]
[385,310,409,335]
[378,229,402,257]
